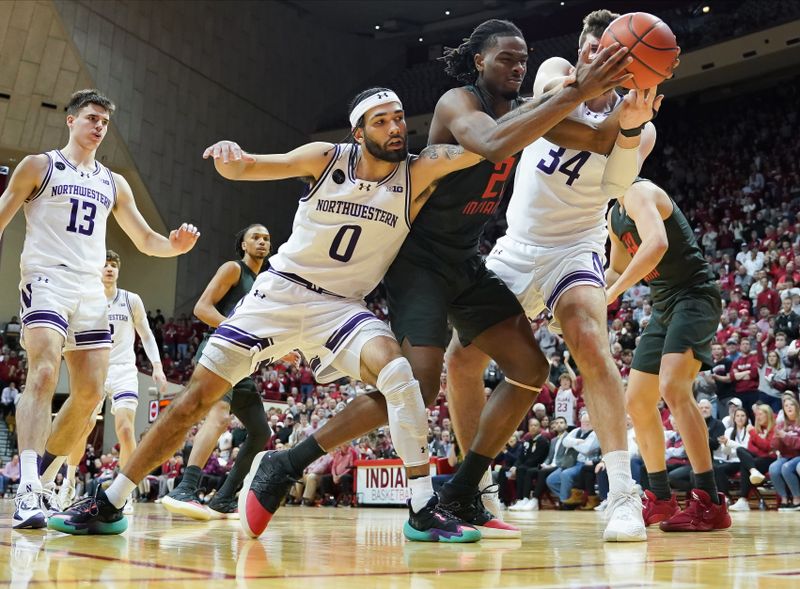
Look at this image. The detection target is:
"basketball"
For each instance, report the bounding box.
[599,12,679,90]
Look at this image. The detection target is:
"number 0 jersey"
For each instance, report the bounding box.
[506,95,621,248]
[268,143,412,300]
[21,150,116,278]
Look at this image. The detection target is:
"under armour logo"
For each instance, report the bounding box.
[376,92,389,99]
[358,183,371,191]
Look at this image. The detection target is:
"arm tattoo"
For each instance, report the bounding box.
[420,144,473,160]
[495,93,554,124]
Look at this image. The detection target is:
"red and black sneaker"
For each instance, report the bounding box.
[239,451,299,538]
[659,489,731,532]
[641,489,680,526]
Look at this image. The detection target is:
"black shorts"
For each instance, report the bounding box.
[195,334,260,406]
[384,253,524,348]
[631,286,721,375]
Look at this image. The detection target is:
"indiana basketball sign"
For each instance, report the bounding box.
[355,460,436,505]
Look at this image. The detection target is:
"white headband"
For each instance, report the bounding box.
[349,90,403,129]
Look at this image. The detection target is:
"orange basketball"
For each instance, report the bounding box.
[599,12,679,90]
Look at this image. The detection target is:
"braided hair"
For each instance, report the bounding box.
[234,224,268,258]
[441,19,524,84]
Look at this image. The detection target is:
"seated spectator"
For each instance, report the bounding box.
[199,449,227,497]
[546,412,599,507]
[0,454,20,497]
[156,454,184,499]
[762,349,789,412]
[356,436,375,460]
[730,404,777,511]
[374,430,397,459]
[769,394,800,510]
[507,418,549,511]
[712,408,750,499]
[289,452,333,506]
[320,443,358,506]
[494,432,523,506]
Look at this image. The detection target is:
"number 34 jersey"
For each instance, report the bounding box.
[21,149,116,278]
[269,143,412,300]
[506,96,621,248]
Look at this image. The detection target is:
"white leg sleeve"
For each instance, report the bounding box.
[376,357,430,468]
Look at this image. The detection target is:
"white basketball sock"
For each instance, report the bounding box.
[20,450,40,490]
[604,450,634,495]
[409,475,434,513]
[105,474,136,509]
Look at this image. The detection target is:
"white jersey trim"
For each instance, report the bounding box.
[27,153,53,203]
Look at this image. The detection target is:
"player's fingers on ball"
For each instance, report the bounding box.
[654,95,665,111]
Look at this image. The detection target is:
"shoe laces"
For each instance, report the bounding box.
[16,489,40,511]
[605,492,642,522]
[478,483,500,500]
[67,497,99,516]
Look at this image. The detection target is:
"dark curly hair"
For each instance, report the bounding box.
[440,19,524,84]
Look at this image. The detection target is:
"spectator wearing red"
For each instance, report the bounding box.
[321,443,358,506]
[730,404,777,511]
[730,339,760,421]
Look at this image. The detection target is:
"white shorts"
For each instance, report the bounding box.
[486,235,606,333]
[103,363,139,414]
[199,270,395,385]
[19,266,110,352]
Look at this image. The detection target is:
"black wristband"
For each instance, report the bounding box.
[620,125,644,137]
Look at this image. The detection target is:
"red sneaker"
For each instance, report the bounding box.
[659,489,731,532]
[641,490,680,526]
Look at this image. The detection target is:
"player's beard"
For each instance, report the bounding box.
[363,132,407,163]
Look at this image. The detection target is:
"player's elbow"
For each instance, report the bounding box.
[649,237,669,258]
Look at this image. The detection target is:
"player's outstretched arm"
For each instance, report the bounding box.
[437,43,632,163]
[0,154,49,238]
[193,261,242,329]
[130,293,167,393]
[203,140,335,183]
[407,144,483,220]
[604,189,669,303]
[112,173,200,257]
[601,87,662,198]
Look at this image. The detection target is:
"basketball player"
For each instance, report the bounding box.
[57,249,168,515]
[162,224,273,520]
[444,10,673,541]
[233,18,636,541]
[0,89,199,529]
[605,167,730,530]
[51,88,485,541]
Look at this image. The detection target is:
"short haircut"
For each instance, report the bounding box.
[578,9,620,48]
[66,89,116,117]
[106,249,121,268]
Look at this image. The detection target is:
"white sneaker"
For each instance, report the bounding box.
[123,502,134,515]
[58,479,76,510]
[13,484,47,529]
[594,499,608,512]
[509,498,528,511]
[603,492,646,542]
[523,497,538,511]
[729,497,750,512]
[749,469,765,485]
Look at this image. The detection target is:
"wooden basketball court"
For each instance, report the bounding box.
[2,501,800,588]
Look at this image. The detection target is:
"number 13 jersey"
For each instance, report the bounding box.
[269,143,412,300]
[21,149,116,278]
[506,95,621,248]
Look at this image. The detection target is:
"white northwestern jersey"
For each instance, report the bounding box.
[507,96,621,247]
[107,288,145,366]
[21,149,116,278]
[270,143,412,299]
